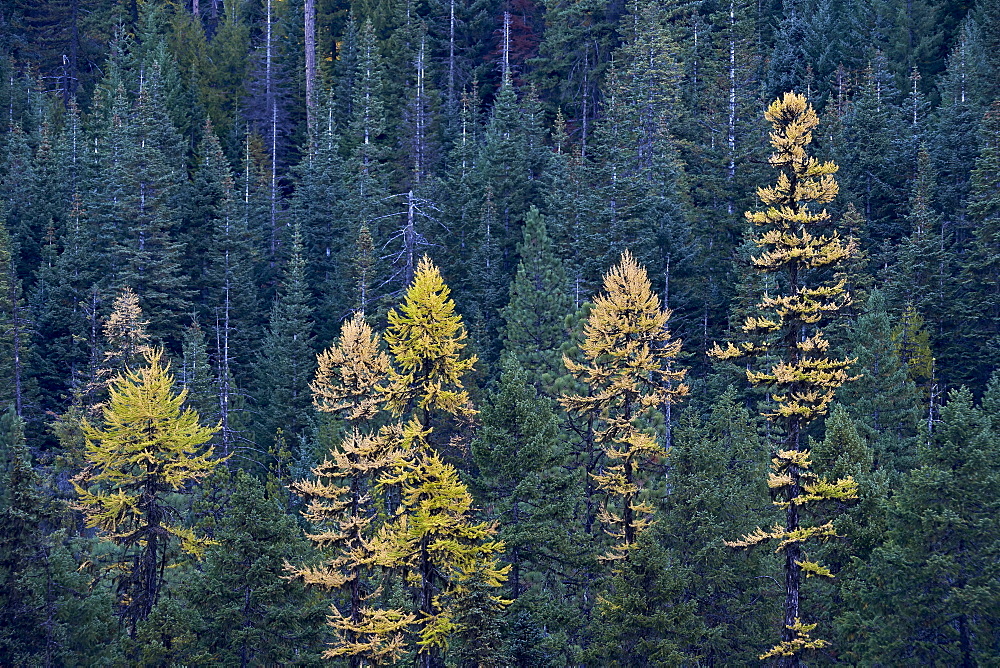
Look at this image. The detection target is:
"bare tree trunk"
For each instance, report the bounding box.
[266,0,279,260]
[305,0,316,129]
[448,0,456,108]
[192,0,199,18]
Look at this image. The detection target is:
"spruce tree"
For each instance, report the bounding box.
[661,391,777,664]
[710,93,859,665]
[472,356,580,603]
[961,101,1000,385]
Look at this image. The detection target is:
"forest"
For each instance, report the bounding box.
[0,0,999,664]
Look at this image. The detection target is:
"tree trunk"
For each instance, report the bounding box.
[304,0,316,129]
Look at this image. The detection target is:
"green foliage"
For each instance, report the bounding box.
[500,206,573,394]
[842,387,1000,665]
[182,470,326,665]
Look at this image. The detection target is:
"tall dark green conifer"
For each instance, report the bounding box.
[845,386,1000,665]
[256,224,316,454]
[500,207,572,395]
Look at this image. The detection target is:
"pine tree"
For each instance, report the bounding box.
[709,93,859,665]
[72,349,221,632]
[561,251,688,561]
[472,355,580,600]
[660,390,777,663]
[472,355,589,663]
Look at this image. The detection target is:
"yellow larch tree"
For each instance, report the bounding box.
[709,92,859,666]
[383,255,477,425]
[369,419,509,668]
[290,313,411,666]
[72,349,220,633]
[293,261,507,666]
[561,251,688,562]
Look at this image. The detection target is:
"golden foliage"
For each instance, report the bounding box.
[561,251,688,559]
[759,619,830,660]
[311,312,390,422]
[384,256,477,419]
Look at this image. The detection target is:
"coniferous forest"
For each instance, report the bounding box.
[2,0,1000,664]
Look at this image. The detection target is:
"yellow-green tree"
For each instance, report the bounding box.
[294,270,506,665]
[710,92,858,666]
[292,314,411,666]
[72,349,220,633]
[383,256,477,425]
[370,419,509,668]
[561,251,688,561]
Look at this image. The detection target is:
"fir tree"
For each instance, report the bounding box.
[182,470,326,665]
[661,391,777,664]
[839,290,919,474]
[255,224,316,453]
[961,101,1000,385]
[500,206,573,395]
[472,356,580,602]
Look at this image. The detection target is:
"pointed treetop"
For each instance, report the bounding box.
[384,256,477,419]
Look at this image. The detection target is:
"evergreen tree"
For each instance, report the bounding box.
[660,391,777,664]
[0,407,52,663]
[182,470,326,665]
[288,99,350,341]
[838,53,908,245]
[500,206,572,396]
[113,77,192,341]
[471,356,580,607]
[766,0,812,101]
[960,101,1000,386]
[710,93,859,665]
[839,290,919,475]
[256,224,316,453]
[845,387,1000,665]
[72,349,221,632]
